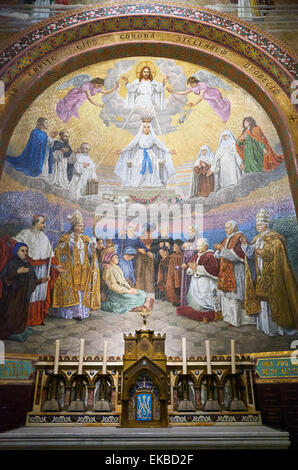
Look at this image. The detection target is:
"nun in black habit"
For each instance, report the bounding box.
[0,242,49,341]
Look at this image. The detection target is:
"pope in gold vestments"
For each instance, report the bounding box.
[242,209,298,335]
[50,211,100,319]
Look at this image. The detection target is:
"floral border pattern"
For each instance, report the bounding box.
[0,3,297,92]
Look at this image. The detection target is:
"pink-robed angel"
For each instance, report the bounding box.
[168,76,231,122]
[56,77,119,123]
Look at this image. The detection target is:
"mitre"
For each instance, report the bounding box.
[68,209,83,226]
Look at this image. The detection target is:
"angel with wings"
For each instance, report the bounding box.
[56,75,119,123]
[167,72,231,122]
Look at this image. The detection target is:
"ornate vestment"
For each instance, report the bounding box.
[217,232,245,293]
[52,232,100,310]
[245,230,298,328]
[216,231,254,327]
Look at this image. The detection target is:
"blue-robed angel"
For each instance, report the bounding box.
[6,117,57,178]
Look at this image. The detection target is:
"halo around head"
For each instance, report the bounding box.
[136,61,157,79]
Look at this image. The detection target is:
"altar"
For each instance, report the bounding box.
[0,315,289,451]
[0,0,297,453]
[0,313,290,450]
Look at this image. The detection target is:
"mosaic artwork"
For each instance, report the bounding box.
[1,3,296,88]
[0,56,297,358]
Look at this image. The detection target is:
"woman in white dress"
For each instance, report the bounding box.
[114,121,176,188]
[211,130,244,190]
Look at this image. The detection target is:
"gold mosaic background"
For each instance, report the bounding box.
[7,56,281,170]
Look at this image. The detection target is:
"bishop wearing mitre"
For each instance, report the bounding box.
[50,210,100,320]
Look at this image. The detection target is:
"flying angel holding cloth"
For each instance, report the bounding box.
[56,74,119,123]
[167,70,231,122]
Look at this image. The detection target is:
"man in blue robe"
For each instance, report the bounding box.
[6,117,57,178]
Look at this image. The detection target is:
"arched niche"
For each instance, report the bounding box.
[0,4,297,214]
[121,357,168,427]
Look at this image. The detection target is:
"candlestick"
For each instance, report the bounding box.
[54,340,60,375]
[231,339,236,374]
[205,340,211,375]
[182,337,187,375]
[78,338,85,375]
[102,341,108,374]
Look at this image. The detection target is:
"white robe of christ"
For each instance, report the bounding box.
[125,79,165,111]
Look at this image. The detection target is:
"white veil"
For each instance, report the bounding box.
[114,122,175,180]
[193,145,215,166]
[215,130,236,156]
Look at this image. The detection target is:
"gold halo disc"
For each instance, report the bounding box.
[136,61,157,79]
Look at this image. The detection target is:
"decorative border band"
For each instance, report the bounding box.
[27,413,120,424]
[0,3,297,93]
[169,413,261,424]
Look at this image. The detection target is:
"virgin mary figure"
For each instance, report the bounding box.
[114,120,176,188]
